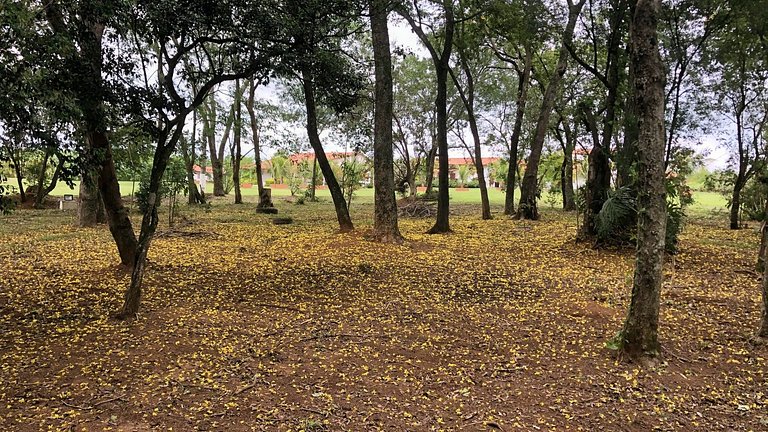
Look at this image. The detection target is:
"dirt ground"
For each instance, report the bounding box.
[0,200,766,431]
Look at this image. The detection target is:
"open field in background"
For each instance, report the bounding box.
[4,178,730,215]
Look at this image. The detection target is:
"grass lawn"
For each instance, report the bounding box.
[6,177,731,216]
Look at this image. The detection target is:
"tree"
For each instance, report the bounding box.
[273,0,366,233]
[201,90,235,197]
[397,0,456,234]
[450,2,492,220]
[616,0,667,358]
[393,56,437,197]
[481,0,546,216]
[231,79,247,204]
[370,0,404,243]
[40,0,138,264]
[246,78,273,209]
[517,0,586,220]
[116,0,277,318]
[567,0,628,236]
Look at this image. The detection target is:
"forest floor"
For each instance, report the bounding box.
[0,198,766,431]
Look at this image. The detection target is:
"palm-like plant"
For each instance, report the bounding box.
[270,155,289,184]
[457,164,472,187]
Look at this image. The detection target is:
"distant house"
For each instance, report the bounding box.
[193,162,272,186]
[424,156,501,186]
[288,151,371,186]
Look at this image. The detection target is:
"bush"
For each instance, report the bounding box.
[594,184,685,254]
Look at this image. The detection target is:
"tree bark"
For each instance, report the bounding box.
[517,0,584,220]
[78,170,105,226]
[90,130,138,267]
[579,105,612,237]
[504,46,533,216]
[370,0,404,243]
[203,93,235,197]
[555,117,577,211]
[301,70,354,232]
[117,124,185,319]
[233,79,243,204]
[619,0,666,358]
[398,0,454,233]
[730,180,745,230]
[760,217,768,338]
[32,150,51,209]
[424,145,437,195]
[246,79,273,209]
[450,54,491,220]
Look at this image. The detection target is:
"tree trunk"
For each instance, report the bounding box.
[619,0,666,358]
[758,199,768,272]
[399,0,454,233]
[33,150,51,209]
[561,127,576,211]
[117,118,187,319]
[424,145,437,195]
[7,140,26,203]
[182,107,204,205]
[578,104,612,237]
[760,218,768,338]
[204,94,235,197]
[504,46,533,216]
[450,54,491,220]
[370,0,404,243]
[90,130,138,267]
[78,170,105,226]
[301,70,354,232]
[731,175,745,230]
[233,79,243,204]
[517,0,584,220]
[246,80,272,209]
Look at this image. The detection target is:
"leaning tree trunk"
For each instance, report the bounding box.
[32,150,51,209]
[117,121,187,319]
[517,0,584,220]
[301,70,354,232]
[619,0,666,358]
[424,145,437,195]
[233,79,243,204]
[370,0,404,243]
[246,79,272,209]
[504,47,533,216]
[451,54,491,220]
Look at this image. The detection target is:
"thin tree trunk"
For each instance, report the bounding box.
[370,0,404,243]
[91,130,138,267]
[398,0,454,233]
[424,145,437,195]
[504,46,533,216]
[730,180,744,230]
[620,0,666,358]
[32,150,50,209]
[517,0,585,220]
[301,70,354,232]
[450,55,491,220]
[246,79,272,209]
[233,79,243,204]
[7,139,26,203]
